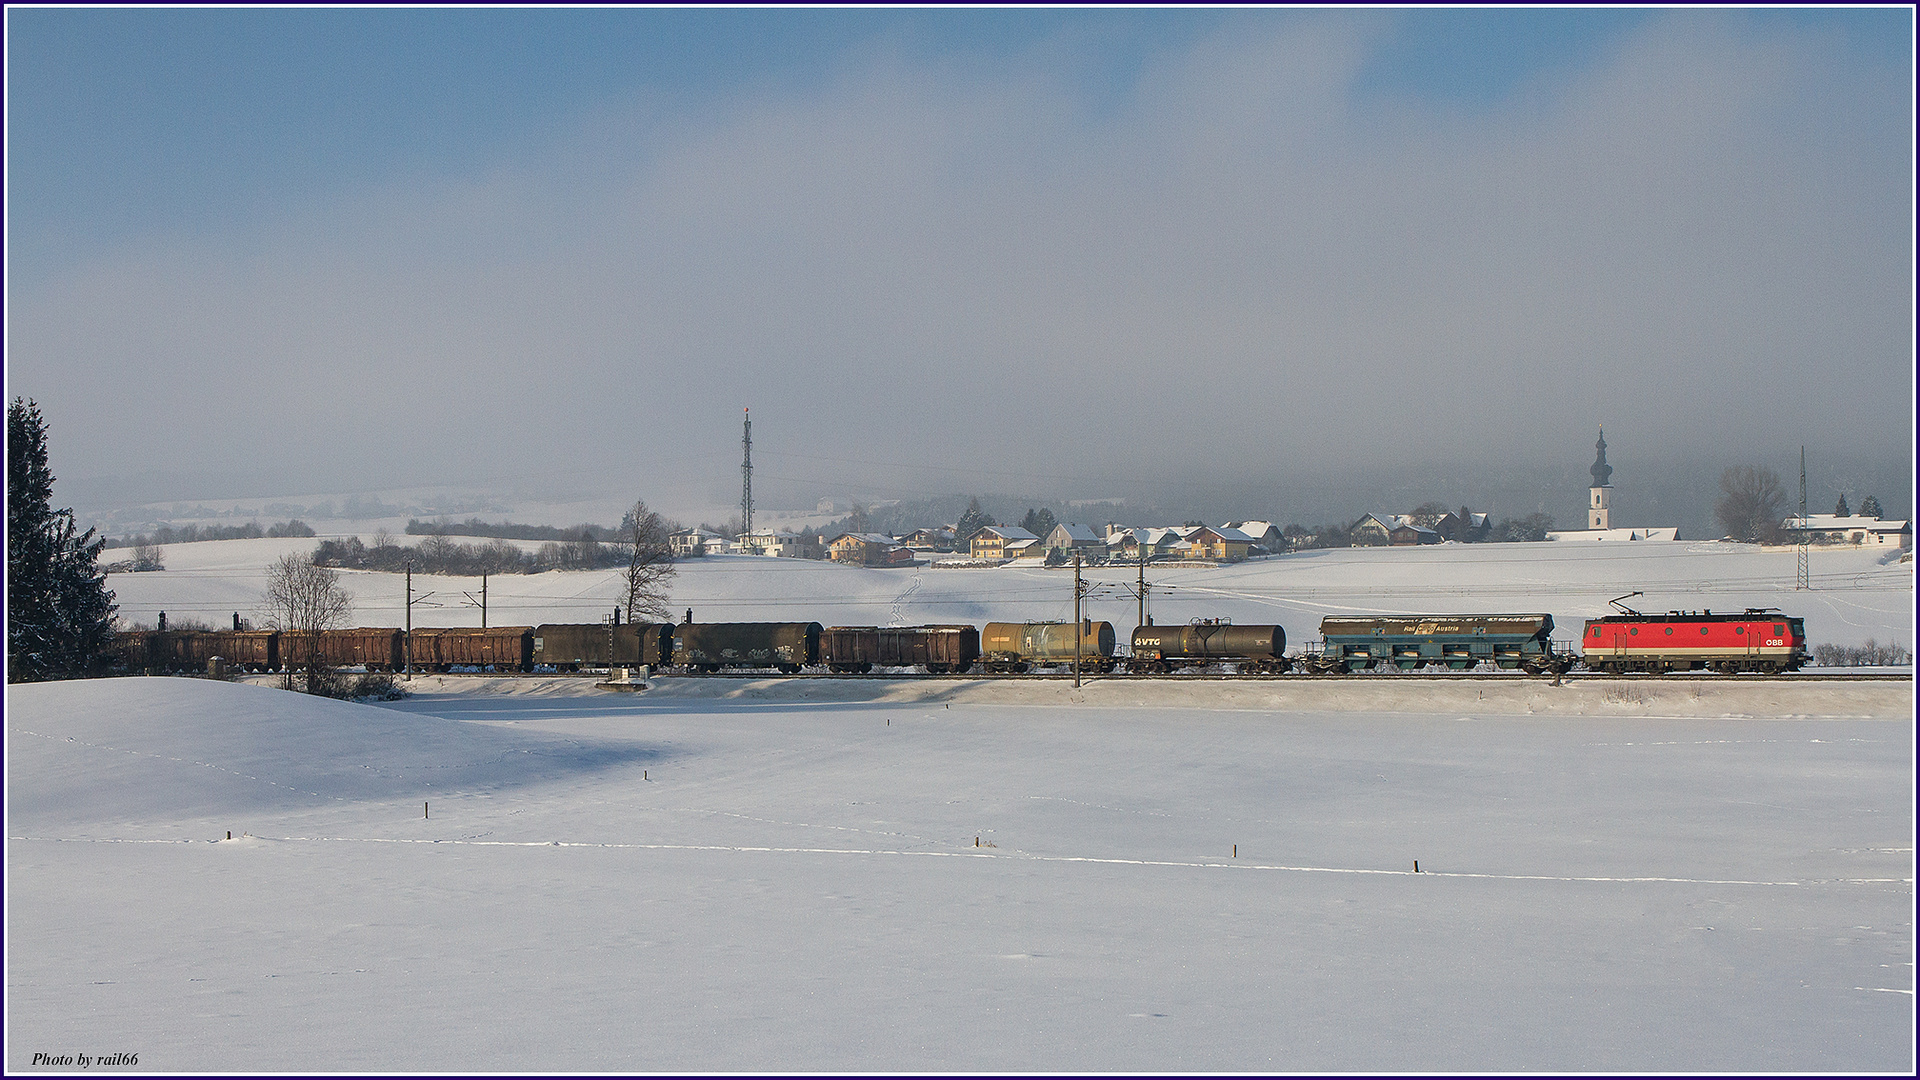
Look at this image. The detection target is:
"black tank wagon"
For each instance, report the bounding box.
[1128,621,1290,674]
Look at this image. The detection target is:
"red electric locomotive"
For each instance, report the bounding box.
[1581,596,1807,675]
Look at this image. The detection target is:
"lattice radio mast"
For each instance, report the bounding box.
[741,408,754,552]
[1796,445,1810,590]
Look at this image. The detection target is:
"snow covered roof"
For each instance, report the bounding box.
[1047,523,1101,544]
[1784,515,1910,532]
[978,525,1039,541]
[832,532,906,546]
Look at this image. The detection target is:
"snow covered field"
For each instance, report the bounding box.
[105,534,1914,656]
[7,671,1913,1073]
[9,538,1914,1071]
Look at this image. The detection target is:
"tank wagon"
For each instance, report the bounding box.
[1128,621,1289,674]
[1312,614,1569,674]
[532,622,674,672]
[819,625,980,673]
[1582,609,1806,674]
[979,620,1116,674]
[675,622,821,673]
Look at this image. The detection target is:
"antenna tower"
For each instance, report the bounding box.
[1796,445,1809,590]
[741,408,754,551]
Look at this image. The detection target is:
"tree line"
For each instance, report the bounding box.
[405,518,623,542]
[104,519,316,548]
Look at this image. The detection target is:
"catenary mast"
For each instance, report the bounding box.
[741,408,753,551]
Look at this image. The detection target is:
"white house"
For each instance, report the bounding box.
[1779,514,1913,549]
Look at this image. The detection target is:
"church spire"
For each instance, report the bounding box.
[1590,427,1612,488]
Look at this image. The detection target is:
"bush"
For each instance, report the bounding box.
[1812,640,1911,667]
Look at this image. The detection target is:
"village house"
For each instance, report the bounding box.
[899,527,956,553]
[1388,522,1442,546]
[740,529,822,559]
[1350,514,1396,546]
[1778,513,1913,549]
[970,525,1040,560]
[1226,521,1285,554]
[1186,525,1254,561]
[827,532,916,567]
[1043,522,1105,560]
[669,528,728,557]
[1105,527,1183,562]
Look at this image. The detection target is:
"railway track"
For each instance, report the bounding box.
[418,669,1913,683]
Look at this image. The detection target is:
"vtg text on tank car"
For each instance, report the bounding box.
[1128,621,1290,674]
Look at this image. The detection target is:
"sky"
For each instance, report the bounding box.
[5,7,1913,525]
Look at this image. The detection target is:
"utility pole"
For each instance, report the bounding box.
[1797,445,1810,590]
[461,573,488,627]
[1138,538,1151,628]
[1073,551,1083,689]
[405,562,435,680]
[741,407,754,553]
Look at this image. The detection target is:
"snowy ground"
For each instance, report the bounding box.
[6,673,1913,1073]
[11,538,1914,1071]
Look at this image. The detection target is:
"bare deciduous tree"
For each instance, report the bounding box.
[130,542,165,571]
[261,552,353,694]
[620,499,676,623]
[1714,465,1787,544]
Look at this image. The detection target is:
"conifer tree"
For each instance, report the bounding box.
[1860,495,1882,518]
[955,498,995,545]
[1834,494,1850,517]
[7,398,116,682]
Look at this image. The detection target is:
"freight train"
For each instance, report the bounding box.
[107,608,1808,677]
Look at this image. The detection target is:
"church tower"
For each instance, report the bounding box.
[1588,428,1612,530]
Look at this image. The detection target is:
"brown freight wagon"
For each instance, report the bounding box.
[281,628,405,671]
[106,630,280,672]
[107,629,158,671]
[822,625,980,673]
[174,630,280,672]
[889,624,979,673]
[405,627,534,672]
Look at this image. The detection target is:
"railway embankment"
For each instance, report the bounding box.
[380,671,1915,719]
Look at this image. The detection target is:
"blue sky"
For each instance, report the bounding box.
[9,7,1675,280]
[5,7,1912,519]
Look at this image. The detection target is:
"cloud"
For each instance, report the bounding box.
[7,13,1909,516]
